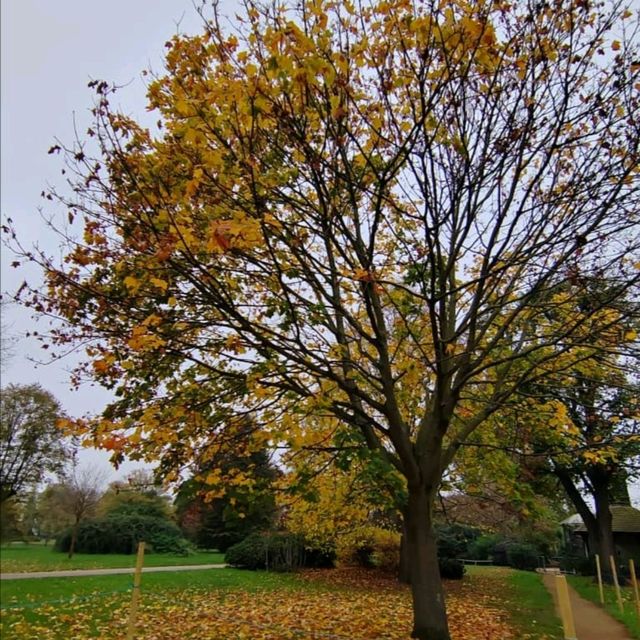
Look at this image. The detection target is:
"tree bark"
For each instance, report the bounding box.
[399,518,411,584]
[68,519,79,559]
[593,481,616,583]
[405,485,450,640]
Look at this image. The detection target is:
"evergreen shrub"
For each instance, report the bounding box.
[225,532,334,571]
[55,514,191,555]
[507,542,539,570]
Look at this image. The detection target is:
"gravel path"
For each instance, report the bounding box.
[0,563,227,580]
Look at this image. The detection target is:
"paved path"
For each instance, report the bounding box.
[542,573,632,640]
[0,564,227,580]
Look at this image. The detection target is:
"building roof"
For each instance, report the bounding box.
[561,505,640,533]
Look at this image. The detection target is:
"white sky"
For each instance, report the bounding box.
[0,0,214,483]
[1,0,638,504]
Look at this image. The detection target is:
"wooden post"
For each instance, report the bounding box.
[555,575,577,640]
[595,554,604,604]
[609,555,624,614]
[630,559,640,618]
[126,541,146,640]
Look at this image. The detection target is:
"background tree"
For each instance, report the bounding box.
[98,469,172,520]
[463,278,640,578]
[0,300,16,370]
[55,464,106,558]
[525,347,639,578]
[0,384,69,504]
[175,427,279,551]
[0,497,24,543]
[36,483,75,544]
[9,1,640,637]
[457,368,639,576]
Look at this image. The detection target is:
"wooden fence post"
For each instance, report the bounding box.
[555,575,577,640]
[609,555,624,614]
[126,541,146,640]
[630,559,640,618]
[594,554,604,604]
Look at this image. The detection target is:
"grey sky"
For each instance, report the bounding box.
[1,0,211,481]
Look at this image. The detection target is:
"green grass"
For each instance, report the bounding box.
[0,567,307,637]
[0,544,224,573]
[568,575,640,639]
[1,567,305,608]
[467,566,563,639]
[506,570,563,639]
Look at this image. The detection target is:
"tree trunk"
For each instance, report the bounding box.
[68,520,79,559]
[555,467,598,557]
[405,485,450,640]
[399,518,411,584]
[593,483,616,583]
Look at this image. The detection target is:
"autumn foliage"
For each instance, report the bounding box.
[8,0,640,637]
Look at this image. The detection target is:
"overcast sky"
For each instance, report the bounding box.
[1,1,638,505]
[1,0,218,483]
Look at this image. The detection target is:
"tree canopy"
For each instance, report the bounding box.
[0,384,69,503]
[9,1,640,637]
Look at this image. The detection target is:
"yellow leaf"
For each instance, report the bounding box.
[150,277,168,292]
[123,275,141,293]
[93,358,110,374]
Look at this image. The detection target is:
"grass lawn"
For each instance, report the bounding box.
[467,566,564,639]
[1,568,306,639]
[0,544,224,573]
[568,574,640,639]
[0,564,562,639]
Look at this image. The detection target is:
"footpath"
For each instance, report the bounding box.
[0,563,226,580]
[542,573,632,640]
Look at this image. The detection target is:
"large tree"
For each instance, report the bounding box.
[0,384,68,503]
[527,347,639,578]
[460,279,640,579]
[9,1,640,637]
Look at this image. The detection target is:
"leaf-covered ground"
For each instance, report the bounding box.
[1,567,520,639]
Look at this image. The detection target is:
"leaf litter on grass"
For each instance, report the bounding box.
[1,568,515,639]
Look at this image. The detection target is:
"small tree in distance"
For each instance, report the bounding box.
[57,464,106,558]
[8,1,640,637]
[98,469,172,521]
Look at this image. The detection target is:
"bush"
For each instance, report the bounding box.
[337,527,400,572]
[467,534,502,561]
[558,554,595,576]
[439,557,465,579]
[435,524,481,560]
[490,540,511,566]
[225,532,334,571]
[55,514,191,555]
[369,529,401,572]
[507,542,539,571]
[225,533,269,569]
[303,545,337,569]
